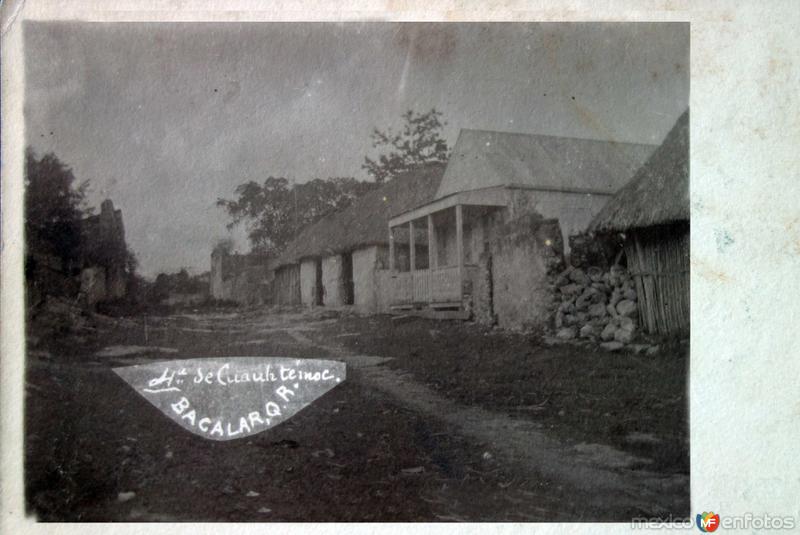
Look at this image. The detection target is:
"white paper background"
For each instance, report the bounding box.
[3,1,799,534]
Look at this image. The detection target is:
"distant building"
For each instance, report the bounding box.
[79,199,130,305]
[270,127,657,330]
[210,248,276,305]
[273,163,446,311]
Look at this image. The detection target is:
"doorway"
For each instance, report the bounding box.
[314,258,323,306]
[342,252,354,305]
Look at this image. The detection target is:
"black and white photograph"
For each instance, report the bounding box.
[20,20,691,522]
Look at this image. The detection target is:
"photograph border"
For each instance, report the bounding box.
[3,1,799,534]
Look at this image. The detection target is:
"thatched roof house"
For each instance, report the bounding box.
[588,109,689,336]
[276,163,445,266]
[589,110,689,234]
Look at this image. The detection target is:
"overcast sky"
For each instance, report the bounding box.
[25,22,688,277]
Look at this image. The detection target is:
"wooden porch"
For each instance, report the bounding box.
[389,265,478,309]
[388,200,502,314]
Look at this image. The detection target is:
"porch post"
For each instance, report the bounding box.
[427,214,436,270]
[408,220,416,272]
[388,225,395,273]
[455,204,464,302]
[427,214,436,303]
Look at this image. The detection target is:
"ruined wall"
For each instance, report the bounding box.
[300,259,318,307]
[470,254,495,325]
[106,265,127,299]
[321,254,344,306]
[488,213,563,331]
[80,267,107,306]
[80,199,130,303]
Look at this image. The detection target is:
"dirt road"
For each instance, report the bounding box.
[25,307,687,521]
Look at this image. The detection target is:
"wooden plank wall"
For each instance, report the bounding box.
[625,226,689,335]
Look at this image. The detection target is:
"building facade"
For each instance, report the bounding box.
[386,129,656,329]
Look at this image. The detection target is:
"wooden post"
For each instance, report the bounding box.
[455,205,464,302]
[409,220,416,272]
[427,214,435,303]
[427,214,436,270]
[388,226,395,273]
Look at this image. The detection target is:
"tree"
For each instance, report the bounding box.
[217,176,376,254]
[218,108,449,253]
[362,108,450,183]
[24,147,90,271]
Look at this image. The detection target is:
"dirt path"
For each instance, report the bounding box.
[286,324,688,516]
[30,308,620,521]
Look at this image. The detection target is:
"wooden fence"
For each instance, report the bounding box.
[625,224,689,335]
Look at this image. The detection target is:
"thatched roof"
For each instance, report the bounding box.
[435,129,656,199]
[589,110,689,233]
[276,163,445,266]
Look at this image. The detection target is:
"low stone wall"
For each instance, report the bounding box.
[487,214,563,331]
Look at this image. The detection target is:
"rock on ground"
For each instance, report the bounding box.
[600,341,624,352]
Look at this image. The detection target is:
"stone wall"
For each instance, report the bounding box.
[80,265,127,305]
[79,199,130,304]
[106,265,127,299]
[470,254,494,325]
[487,213,563,331]
[80,267,107,306]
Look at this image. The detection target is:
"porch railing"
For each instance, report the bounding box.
[391,266,463,306]
[391,272,413,304]
[430,266,460,303]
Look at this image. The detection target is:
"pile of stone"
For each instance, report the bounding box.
[550,264,640,350]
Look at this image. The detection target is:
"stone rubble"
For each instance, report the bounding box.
[548,264,646,350]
